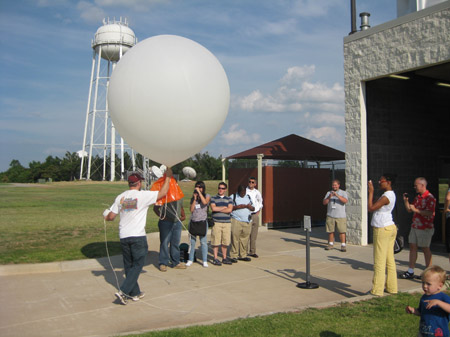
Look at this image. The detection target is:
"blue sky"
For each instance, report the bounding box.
[0,0,398,172]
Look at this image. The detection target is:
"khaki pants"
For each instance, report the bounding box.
[249,213,259,255]
[230,218,251,258]
[211,222,231,246]
[372,225,398,296]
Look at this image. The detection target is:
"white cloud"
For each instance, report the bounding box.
[220,124,261,146]
[237,90,286,112]
[309,112,344,126]
[234,66,343,114]
[304,126,343,144]
[297,111,344,130]
[280,65,315,85]
[296,82,343,102]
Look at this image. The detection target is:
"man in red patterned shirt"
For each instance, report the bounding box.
[400,177,436,279]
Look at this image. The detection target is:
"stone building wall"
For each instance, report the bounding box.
[343,3,450,245]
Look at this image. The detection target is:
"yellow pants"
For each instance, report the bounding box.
[371,225,398,296]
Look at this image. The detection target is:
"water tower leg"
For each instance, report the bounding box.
[111,124,115,182]
[80,52,96,180]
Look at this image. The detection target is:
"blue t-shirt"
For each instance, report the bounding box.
[230,193,253,223]
[419,292,450,337]
[210,194,232,223]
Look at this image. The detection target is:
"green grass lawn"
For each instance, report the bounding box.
[123,292,429,337]
[0,180,220,264]
[2,180,448,265]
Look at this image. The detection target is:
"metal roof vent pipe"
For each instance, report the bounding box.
[360,12,371,30]
[349,0,357,35]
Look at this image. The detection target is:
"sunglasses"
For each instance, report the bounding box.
[218,187,226,190]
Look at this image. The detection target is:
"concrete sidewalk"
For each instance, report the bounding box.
[0,227,445,337]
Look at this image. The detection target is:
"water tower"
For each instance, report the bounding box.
[79,17,137,181]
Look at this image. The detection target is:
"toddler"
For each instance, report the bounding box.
[406,265,450,337]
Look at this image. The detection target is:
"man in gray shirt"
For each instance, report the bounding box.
[323,179,348,252]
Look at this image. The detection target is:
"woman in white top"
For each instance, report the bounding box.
[368,174,397,296]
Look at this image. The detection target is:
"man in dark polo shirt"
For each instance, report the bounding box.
[209,182,233,266]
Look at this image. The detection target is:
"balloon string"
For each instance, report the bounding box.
[101,203,121,291]
[158,195,189,232]
[104,217,121,291]
[159,195,168,220]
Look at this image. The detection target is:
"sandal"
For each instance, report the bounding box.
[399,271,414,279]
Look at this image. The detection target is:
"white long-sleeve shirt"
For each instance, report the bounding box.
[246,187,263,213]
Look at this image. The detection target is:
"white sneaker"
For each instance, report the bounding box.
[132,292,145,302]
[203,262,208,268]
[185,260,193,267]
[115,291,128,305]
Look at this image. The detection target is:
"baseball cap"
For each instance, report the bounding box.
[128,173,144,183]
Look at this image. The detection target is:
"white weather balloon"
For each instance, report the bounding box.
[182,166,197,180]
[108,35,230,167]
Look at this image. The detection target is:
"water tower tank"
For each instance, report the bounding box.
[92,18,136,61]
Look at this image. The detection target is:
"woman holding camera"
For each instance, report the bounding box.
[186,181,211,267]
[368,173,398,296]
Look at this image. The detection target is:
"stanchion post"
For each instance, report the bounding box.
[297,215,319,289]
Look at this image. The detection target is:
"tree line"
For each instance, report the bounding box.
[0,151,231,183]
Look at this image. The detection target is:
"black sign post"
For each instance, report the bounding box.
[297,215,319,289]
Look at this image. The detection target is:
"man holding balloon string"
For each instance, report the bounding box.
[103,168,173,305]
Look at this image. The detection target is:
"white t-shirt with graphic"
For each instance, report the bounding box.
[110,189,158,239]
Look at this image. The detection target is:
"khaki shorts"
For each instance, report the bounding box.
[326,216,347,234]
[211,221,231,246]
[408,227,434,247]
